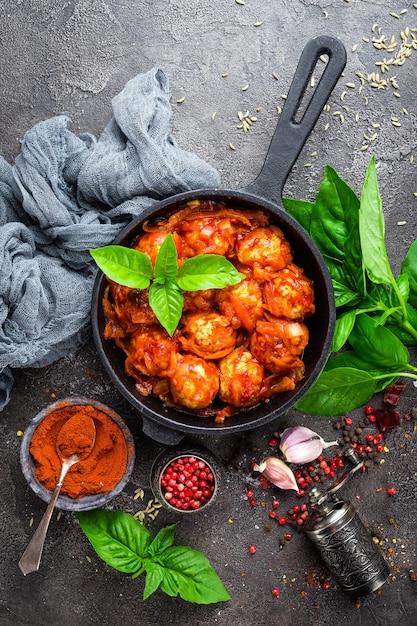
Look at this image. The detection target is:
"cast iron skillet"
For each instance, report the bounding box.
[92,35,347,444]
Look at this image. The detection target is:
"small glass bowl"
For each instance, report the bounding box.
[150,444,221,514]
[20,396,135,511]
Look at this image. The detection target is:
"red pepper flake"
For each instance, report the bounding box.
[383,382,405,406]
[374,409,400,432]
[269,438,278,447]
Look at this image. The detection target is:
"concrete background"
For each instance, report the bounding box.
[1,1,417,625]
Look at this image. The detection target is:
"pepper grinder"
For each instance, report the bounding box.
[304,448,391,598]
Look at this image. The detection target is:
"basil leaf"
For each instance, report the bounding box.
[325,256,361,307]
[386,319,417,346]
[147,524,176,558]
[153,545,230,604]
[177,255,245,291]
[359,157,395,286]
[282,197,314,232]
[76,510,151,574]
[348,313,410,367]
[148,280,183,336]
[310,166,351,261]
[90,245,153,289]
[393,273,410,303]
[324,352,400,393]
[153,233,178,283]
[331,309,356,352]
[402,239,417,308]
[143,562,164,600]
[295,367,378,416]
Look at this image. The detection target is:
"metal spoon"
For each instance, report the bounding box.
[18,412,96,575]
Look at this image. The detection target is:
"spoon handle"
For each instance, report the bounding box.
[18,455,79,575]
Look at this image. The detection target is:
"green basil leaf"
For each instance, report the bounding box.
[153,233,178,282]
[148,280,183,336]
[324,256,361,307]
[348,313,410,367]
[147,524,176,558]
[90,245,153,289]
[359,157,395,286]
[143,562,164,600]
[295,367,378,416]
[331,309,356,352]
[154,545,230,604]
[282,197,314,232]
[76,510,151,574]
[401,239,417,308]
[324,352,400,393]
[309,166,352,261]
[394,273,410,302]
[177,255,245,291]
[386,320,417,346]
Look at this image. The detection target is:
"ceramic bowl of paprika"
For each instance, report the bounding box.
[20,396,136,511]
[150,443,221,514]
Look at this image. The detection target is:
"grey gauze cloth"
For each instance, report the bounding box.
[0,67,220,410]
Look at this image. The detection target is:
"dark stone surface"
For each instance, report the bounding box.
[1,1,417,624]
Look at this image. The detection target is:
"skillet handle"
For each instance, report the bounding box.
[244,35,346,203]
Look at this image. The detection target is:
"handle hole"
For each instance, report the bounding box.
[293,54,329,124]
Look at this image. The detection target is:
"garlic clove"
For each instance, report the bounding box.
[279,426,339,464]
[253,457,298,491]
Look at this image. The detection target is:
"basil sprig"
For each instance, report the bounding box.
[284,156,417,416]
[90,234,244,335]
[76,510,230,604]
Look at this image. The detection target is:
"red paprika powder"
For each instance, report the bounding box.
[29,403,128,499]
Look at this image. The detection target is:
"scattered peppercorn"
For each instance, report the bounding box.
[248,544,257,554]
[387,486,397,496]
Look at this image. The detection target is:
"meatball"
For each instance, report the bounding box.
[183,289,217,313]
[219,347,264,407]
[250,320,308,375]
[169,354,219,409]
[178,215,236,257]
[216,277,264,331]
[236,226,293,271]
[179,312,237,359]
[134,230,183,265]
[263,264,315,320]
[103,283,157,339]
[125,326,179,378]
